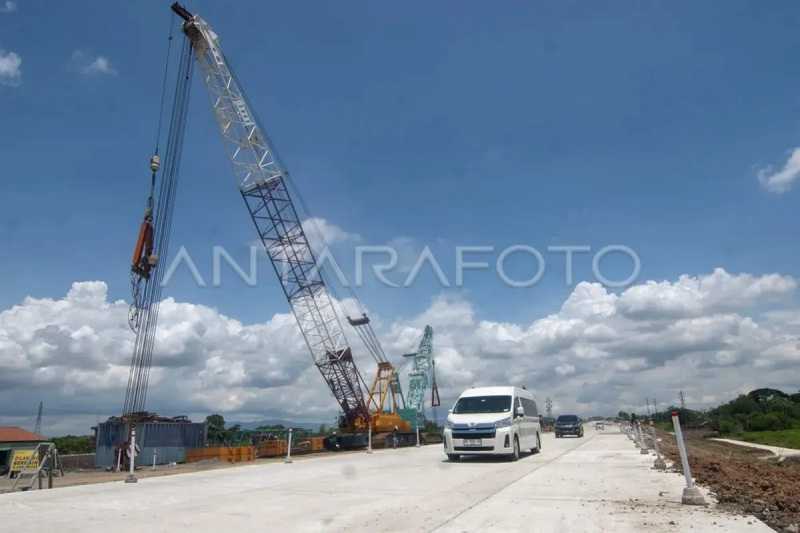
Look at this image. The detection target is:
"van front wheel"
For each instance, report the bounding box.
[531,433,541,454]
[509,436,520,461]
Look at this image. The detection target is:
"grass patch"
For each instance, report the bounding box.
[737,429,800,450]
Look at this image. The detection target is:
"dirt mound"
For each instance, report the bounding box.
[658,429,800,532]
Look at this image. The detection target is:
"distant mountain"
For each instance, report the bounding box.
[231,419,326,431]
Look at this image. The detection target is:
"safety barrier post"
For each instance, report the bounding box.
[47,448,54,489]
[671,411,705,505]
[367,423,373,454]
[284,428,293,464]
[416,423,421,448]
[650,421,666,470]
[639,422,650,454]
[125,427,138,483]
[152,449,157,471]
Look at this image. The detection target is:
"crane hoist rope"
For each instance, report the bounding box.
[123,29,194,419]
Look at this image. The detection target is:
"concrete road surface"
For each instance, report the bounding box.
[0,426,771,532]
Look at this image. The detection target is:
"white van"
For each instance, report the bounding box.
[443,386,542,461]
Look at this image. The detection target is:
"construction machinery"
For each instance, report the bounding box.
[33,401,43,436]
[347,314,411,435]
[399,326,440,429]
[122,2,423,449]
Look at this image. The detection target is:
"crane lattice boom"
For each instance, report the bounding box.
[403,326,438,419]
[172,3,370,428]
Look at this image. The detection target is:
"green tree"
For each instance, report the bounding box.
[206,414,227,444]
[52,435,94,454]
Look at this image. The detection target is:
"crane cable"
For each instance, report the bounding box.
[124,14,194,417]
[129,16,176,331]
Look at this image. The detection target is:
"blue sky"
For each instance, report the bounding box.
[2,1,800,433]
[1,0,798,322]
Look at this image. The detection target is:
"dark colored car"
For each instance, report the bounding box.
[554,414,584,438]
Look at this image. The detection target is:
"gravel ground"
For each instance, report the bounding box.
[658,428,800,533]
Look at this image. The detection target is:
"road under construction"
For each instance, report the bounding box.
[0,427,773,532]
[0,5,780,532]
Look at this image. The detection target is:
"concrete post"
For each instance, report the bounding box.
[152,449,157,471]
[415,423,421,448]
[639,422,650,454]
[284,428,293,464]
[650,421,666,470]
[125,427,138,483]
[367,424,373,454]
[671,411,705,505]
[47,448,53,489]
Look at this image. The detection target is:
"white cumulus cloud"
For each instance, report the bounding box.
[0,49,21,87]
[1,267,799,435]
[302,217,361,245]
[758,147,800,194]
[70,50,117,76]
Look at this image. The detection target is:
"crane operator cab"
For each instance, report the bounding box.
[443,386,541,462]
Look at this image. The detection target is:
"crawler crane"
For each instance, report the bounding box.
[123,2,420,449]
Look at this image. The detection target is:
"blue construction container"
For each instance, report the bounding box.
[94,419,207,469]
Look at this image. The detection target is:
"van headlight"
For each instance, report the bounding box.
[494,417,512,428]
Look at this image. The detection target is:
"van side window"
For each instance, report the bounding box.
[521,398,538,416]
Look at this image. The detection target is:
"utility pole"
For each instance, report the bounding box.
[679,391,686,410]
[34,401,43,435]
[545,397,553,419]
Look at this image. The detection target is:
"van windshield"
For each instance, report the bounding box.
[557,415,579,423]
[453,395,511,414]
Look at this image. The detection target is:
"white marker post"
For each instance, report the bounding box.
[284,428,293,464]
[152,449,157,471]
[125,427,138,484]
[671,411,705,505]
[650,421,666,470]
[415,423,421,448]
[639,422,650,454]
[367,423,373,454]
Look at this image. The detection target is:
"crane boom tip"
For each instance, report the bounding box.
[170,2,193,21]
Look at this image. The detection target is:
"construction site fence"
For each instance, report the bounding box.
[59,453,95,470]
[186,437,327,463]
[256,436,325,458]
[186,446,257,463]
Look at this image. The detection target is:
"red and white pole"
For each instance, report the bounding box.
[125,426,138,484]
